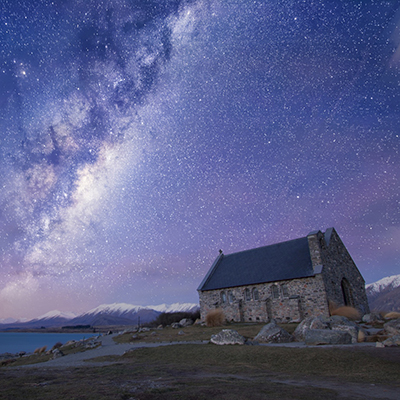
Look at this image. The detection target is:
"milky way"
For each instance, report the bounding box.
[0,0,399,319]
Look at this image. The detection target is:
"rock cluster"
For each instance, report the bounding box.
[253,320,293,343]
[208,314,400,348]
[294,315,362,344]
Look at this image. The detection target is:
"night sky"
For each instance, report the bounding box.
[1,0,399,320]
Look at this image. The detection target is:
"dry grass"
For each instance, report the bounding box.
[384,311,400,319]
[329,301,360,320]
[205,308,225,327]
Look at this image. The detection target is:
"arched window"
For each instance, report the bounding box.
[245,288,251,301]
[220,291,226,304]
[281,284,289,298]
[341,278,353,306]
[228,290,234,304]
[253,288,259,301]
[271,285,280,299]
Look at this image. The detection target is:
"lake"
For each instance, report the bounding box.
[0,332,97,354]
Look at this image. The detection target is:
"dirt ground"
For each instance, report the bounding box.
[1,342,399,399]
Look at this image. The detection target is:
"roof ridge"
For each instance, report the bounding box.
[224,236,308,258]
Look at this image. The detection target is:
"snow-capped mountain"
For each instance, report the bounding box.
[69,302,199,326]
[35,310,78,320]
[0,303,199,329]
[366,274,400,294]
[0,317,19,324]
[366,274,400,312]
[147,303,200,314]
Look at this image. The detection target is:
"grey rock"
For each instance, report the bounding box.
[254,320,294,343]
[382,335,400,347]
[210,329,246,345]
[179,318,194,327]
[329,316,360,344]
[305,329,352,345]
[293,316,330,341]
[171,322,181,329]
[178,330,185,336]
[362,313,384,324]
[52,349,64,359]
[384,319,400,336]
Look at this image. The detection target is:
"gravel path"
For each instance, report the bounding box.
[18,335,208,368]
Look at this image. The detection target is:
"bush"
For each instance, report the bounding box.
[384,311,400,319]
[152,310,200,327]
[205,308,225,327]
[330,306,360,320]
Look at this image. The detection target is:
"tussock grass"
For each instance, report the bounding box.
[205,308,225,327]
[384,311,400,319]
[329,301,361,320]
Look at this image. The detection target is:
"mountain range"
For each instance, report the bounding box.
[365,274,400,312]
[1,274,398,329]
[0,303,200,330]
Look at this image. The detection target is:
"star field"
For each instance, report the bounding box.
[0,0,399,319]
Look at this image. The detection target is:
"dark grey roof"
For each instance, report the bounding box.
[198,236,315,291]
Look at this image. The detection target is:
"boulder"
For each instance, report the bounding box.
[329,316,360,344]
[171,322,181,329]
[384,319,400,336]
[179,318,194,327]
[362,313,384,324]
[52,349,64,359]
[382,335,400,347]
[210,329,246,345]
[305,329,352,345]
[294,315,361,344]
[254,320,294,343]
[293,316,330,341]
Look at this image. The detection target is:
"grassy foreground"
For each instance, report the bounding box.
[0,323,399,399]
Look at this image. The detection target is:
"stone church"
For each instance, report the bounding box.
[198,228,369,323]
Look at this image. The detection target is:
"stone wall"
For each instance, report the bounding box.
[198,274,330,323]
[307,229,370,315]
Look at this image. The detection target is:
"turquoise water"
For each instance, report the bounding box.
[0,332,97,354]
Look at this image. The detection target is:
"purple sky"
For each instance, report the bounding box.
[0,0,399,320]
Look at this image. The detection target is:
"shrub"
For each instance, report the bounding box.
[330,306,360,320]
[384,311,400,319]
[205,308,225,327]
[51,342,63,351]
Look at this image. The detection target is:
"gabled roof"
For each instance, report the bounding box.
[198,236,316,291]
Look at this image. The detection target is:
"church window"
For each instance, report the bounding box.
[220,291,226,304]
[271,285,280,299]
[281,284,289,298]
[228,290,234,303]
[245,288,251,301]
[253,288,259,301]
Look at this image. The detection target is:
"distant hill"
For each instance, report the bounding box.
[0,302,199,330]
[366,274,400,312]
